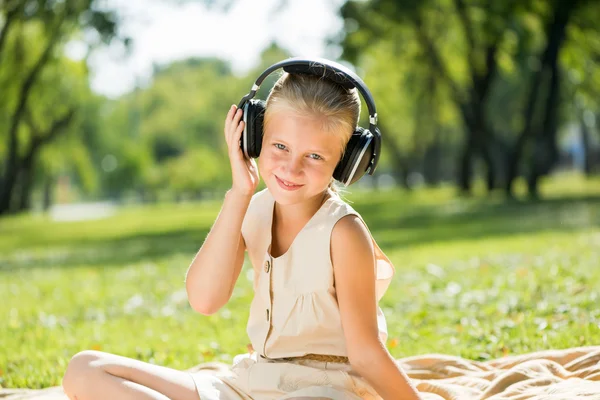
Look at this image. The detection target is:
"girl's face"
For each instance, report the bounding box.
[258,109,344,205]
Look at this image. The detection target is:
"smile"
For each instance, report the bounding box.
[275,176,303,191]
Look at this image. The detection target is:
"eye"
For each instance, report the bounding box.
[308,153,323,161]
[274,143,286,150]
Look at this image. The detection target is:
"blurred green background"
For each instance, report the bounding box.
[1,0,599,390]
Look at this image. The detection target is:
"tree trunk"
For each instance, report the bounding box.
[423,137,441,185]
[422,67,442,186]
[459,105,496,193]
[13,107,76,213]
[481,140,496,191]
[385,136,411,190]
[527,58,561,198]
[580,111,592,175]
[0,14,63,215]
[43,175,54,211]
[398,169,411,190]
[458,135,475,193]
[505,0,577,197]
[16,153,37,212]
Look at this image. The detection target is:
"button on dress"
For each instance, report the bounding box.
[190,188,395,399]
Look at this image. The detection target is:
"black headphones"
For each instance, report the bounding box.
[236,57,382,186]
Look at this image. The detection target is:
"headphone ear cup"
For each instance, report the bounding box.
[333,127,374,186]
[242,99,266,158]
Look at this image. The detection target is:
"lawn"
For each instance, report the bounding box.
[1,173,599,389]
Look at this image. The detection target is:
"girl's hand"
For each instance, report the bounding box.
[224,104,259,197]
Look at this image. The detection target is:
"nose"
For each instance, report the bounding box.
[284,155,304,177]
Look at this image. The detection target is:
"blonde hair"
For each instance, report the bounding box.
[264,72,361,193]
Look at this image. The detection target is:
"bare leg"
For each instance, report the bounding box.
[62,350,199,400]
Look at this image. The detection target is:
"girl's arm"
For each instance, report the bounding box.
[331,215,422,400]
[185,189,251,315]
[186,105,259,315]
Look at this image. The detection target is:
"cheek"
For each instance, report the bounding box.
[258,148,278,171]
[257,155,267,174]
[260,149,277,164]
[307,161,335,179]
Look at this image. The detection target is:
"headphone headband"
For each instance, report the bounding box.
[237,57,381,175]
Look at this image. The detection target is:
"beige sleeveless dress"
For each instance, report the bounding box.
[190,188,395,400]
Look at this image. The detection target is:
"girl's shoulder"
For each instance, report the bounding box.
[325,191,362,221]
[328,193,395,301]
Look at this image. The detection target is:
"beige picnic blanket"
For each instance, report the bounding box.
[2,346,599,399]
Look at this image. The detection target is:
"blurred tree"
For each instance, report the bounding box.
[338,0,523,194]
[560,3,600,177]
[505,0,589,198]
[343,27,460,188]
[0,0,240,215]
[132,57,239,200]
[0,0,122,214]
[12,33,95,211]
[337,0,599,197]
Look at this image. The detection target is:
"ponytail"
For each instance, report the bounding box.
[328,179,337,194]
[328,178,349,199]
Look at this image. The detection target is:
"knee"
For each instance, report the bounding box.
[62,350,106,395]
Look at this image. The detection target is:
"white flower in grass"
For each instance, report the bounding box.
[124,294,144,314]
[168,289,188,305]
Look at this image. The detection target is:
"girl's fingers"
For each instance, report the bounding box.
[231,121,245,155]
[236,119,245,138]
[233,108,243,125]
[225,106,238,142]
[228,110,243,146]
[226,108,241,132]
[227,117,244,150]
[225,106,247,161]
[225,105,235,126]
[225,105,237,132]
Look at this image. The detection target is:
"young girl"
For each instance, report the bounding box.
[62,61,422,399]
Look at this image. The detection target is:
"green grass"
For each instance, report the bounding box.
[1,173,599,389]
